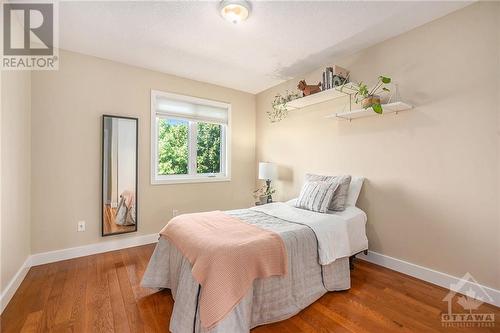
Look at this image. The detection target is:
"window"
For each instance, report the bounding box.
[151,90,230,184]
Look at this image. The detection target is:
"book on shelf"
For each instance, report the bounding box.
[328,67,333,89]
[321,65,350,91]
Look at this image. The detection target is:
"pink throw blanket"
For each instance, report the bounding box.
[160,211,287,329]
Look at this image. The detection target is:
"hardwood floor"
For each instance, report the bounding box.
[1,244,498,332]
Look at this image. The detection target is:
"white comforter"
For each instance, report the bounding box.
[251,202,368,265]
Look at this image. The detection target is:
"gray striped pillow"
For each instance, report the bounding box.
[305,174,351,211]
[294,181,340,213]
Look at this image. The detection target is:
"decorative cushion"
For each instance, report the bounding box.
[305,174,352,211]
[294,180,339,213]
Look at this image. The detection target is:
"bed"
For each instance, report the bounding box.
[141,196,368,333]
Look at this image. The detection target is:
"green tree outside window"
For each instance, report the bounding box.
[197,122,221,174]
[157,119,222,175]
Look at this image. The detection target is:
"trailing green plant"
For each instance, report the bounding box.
[268,90,301,122]
[353,76,391,114]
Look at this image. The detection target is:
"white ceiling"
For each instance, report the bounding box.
[59,1,471,94]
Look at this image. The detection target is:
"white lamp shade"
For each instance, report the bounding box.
[258,162,277,180]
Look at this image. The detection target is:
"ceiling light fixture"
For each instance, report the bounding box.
[219,0,251,24]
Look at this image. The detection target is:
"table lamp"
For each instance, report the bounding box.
[258,162,277,203]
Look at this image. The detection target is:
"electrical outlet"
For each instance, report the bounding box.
[77,220,86,232]
[172,209,179,217]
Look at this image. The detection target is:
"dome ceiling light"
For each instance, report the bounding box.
[219,0,251,24]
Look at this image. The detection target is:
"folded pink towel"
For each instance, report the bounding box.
[160,211,287,329]
[120,190,135,209]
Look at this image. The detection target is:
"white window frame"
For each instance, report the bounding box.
[150,90,231,185]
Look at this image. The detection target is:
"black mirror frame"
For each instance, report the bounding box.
[101,114,139,237]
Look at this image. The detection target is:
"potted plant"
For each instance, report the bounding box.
[253,185,276,205]
[268,90,301,122]
[353,76,391,114]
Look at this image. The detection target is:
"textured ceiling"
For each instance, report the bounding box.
[58,1,471,93]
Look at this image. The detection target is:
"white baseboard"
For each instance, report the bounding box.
[1,233,158,314]
[29,233,159,266]
[357,250,500,308]
[0,257,31,313]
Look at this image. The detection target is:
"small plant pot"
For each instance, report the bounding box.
[259,196,269,205]
[361,95,381,109]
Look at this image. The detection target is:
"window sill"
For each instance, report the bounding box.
[151,176,231,185]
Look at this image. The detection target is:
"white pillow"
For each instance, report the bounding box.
[345,177,364,207]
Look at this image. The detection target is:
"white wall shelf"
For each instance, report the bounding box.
[326,101,413,121]
[285,83,357,111]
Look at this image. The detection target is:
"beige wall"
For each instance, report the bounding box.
[31,50,256,253]
[497,3,500,280]
[256,2,500,289]
[1,70,32,294]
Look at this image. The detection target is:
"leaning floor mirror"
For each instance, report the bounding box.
[102,115,138,236]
